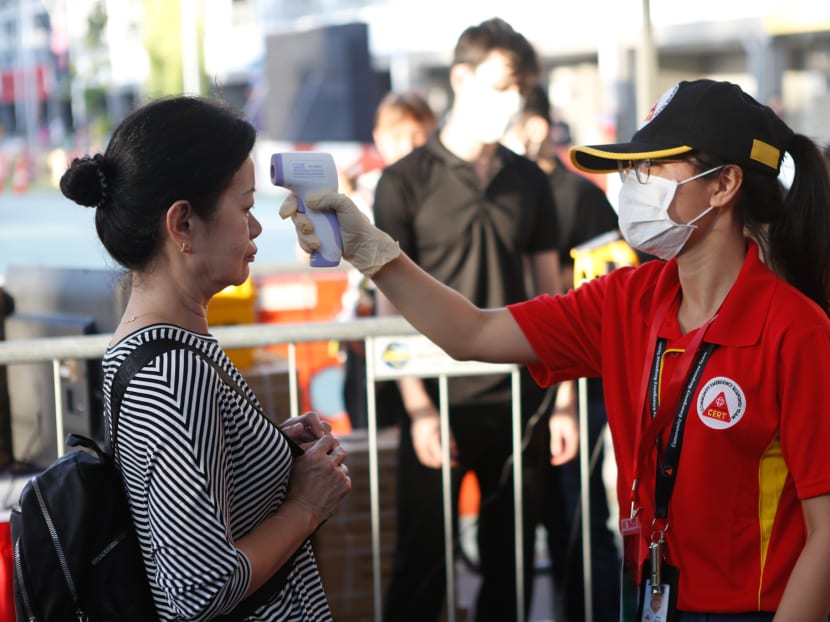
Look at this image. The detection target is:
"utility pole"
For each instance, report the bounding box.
[180,0,200,94]
[636,0,658,118]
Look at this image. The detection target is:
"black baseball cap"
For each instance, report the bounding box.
[569,79,793,178]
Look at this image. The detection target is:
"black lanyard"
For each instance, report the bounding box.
[647,338,716,519]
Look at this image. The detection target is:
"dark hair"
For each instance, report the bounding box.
[452,18,539,90]
[521,84,552,125]
[695,136,830,313]
[374,91,437,133]
[60,96,256,271]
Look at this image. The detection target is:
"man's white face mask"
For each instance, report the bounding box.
[466,84,523,145]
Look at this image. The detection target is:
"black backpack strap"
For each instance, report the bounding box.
[110,336,306,618]
[110,338,183,453]
[212,549,304,622]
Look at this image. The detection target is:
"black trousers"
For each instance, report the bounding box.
[541,394,621,622]
[385,400,540,622]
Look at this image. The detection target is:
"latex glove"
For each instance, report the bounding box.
[278,191,400,277]
[410,406,458,469]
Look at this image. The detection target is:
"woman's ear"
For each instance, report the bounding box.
[165,200,193,253]
[711,164,744,208]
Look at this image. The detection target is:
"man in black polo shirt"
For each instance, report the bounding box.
[374,18,578,622]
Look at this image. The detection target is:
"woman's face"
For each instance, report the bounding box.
[373,116,433,165]
[652,159,718,225]
[196,157,261,292]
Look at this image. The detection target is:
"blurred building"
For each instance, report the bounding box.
[1,0,830,153]
[0,0,52,143]
[0,0,145,151]
[204,0,830,148]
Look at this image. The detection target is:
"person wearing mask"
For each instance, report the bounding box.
[60,96,352,621]
[364,17,575,622]
[347,90,438,214]
[284,78,830,621]
[341,91,437,429]
[506,83,621,622]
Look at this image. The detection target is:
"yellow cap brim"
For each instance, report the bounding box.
[568,144,694,174]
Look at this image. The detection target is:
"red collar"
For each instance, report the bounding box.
[639,241,776,347]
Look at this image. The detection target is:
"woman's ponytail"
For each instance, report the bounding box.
[766,134,830,314]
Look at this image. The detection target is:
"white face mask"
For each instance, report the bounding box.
[467,87,523,144]
[618,165,723,261]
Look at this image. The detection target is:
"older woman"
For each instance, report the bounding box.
[61,96,351,621]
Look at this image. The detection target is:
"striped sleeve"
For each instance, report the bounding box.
[118,347,250,619]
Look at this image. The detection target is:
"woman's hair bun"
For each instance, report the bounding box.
[59,154,108,208]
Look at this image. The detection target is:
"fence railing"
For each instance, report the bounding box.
[0,316,547,622]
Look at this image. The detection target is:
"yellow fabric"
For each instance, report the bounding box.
[750,139,781,170]
[757,436,788,607]
[568,144,693,174]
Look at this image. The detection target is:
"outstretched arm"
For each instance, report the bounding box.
[373,252,536,363]
[281,191,539,365]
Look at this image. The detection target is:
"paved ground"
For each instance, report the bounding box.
[455,520,555,622]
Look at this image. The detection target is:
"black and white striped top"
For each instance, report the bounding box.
[103,325,332,621]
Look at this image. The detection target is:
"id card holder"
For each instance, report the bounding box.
[620,516,643,622]
[635,561,678,622]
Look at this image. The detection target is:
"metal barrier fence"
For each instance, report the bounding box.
[0,316,592,622]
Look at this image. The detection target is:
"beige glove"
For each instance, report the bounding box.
[279,191,400,277]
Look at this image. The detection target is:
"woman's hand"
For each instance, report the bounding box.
[279,411,331,448]
[237,428,351,594]
[285,433,352,528]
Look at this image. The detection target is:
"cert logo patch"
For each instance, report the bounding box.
[697,376,746,430]
[641,83,679,127]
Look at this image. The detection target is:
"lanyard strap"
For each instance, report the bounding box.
[651,339,716,519]
[629,294,716,517]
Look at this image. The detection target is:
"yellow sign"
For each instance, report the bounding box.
[571,230,639,287]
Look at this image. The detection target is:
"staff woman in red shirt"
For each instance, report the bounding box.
[282,79,830,621]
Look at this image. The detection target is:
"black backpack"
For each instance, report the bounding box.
[10,339,303,621]
[10,341,163,621]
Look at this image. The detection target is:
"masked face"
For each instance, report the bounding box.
[457,51,524,145]
[618,165,723,260]
[467,85,523,144]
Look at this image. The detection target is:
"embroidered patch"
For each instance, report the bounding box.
[697,376,746,430]
[640,83,679,128]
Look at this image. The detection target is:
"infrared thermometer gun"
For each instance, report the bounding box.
[271,152,343,267]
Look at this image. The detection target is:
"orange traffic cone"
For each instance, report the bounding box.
[12,155,29,194]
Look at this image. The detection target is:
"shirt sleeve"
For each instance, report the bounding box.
[777,320,830,500]
[139,355,252,620]
[508,273,609,386]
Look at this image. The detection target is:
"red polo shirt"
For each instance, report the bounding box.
[508,241,830,612]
